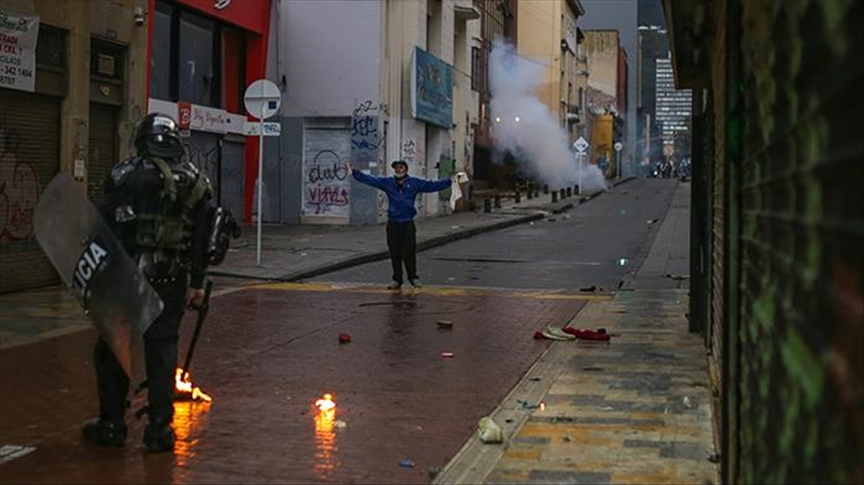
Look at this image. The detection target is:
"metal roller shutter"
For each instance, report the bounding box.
[0,89,62,293]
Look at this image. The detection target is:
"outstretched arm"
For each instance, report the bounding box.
[416,176,453,193]
[348,161,388,190]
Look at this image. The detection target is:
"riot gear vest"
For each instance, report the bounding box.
[107,156,211,276]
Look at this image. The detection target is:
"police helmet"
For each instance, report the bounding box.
[135,113,184,159]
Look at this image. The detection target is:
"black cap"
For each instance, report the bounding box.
[391,160,408,169]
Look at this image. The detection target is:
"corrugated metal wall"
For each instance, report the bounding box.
[733,0,863,483]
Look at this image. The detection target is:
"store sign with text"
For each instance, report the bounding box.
[0,9,39,92]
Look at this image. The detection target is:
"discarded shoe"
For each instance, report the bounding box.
[478,417,503,443]
[82,418,127,447]
[387,281,402,290]
[143,419,176,454]
[540,326,576,341]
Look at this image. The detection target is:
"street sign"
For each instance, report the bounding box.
[573,136,590,153]
[244,79,281,121]
[244,121,281,136]
[243,78,282,268]
[614,141,624,152]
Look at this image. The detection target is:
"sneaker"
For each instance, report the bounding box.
[387,281,402,290]
[143,419,176,454]
[82,418,127,447]
[409,279,422,289]
[540,326,576,341]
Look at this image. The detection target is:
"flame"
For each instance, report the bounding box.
[175,368,213,402]
[314,393,338,478]
[315,393,336,412]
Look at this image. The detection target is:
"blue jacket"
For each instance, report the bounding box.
[352,170,452,222]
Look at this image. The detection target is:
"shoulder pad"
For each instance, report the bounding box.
[109,157,141,187]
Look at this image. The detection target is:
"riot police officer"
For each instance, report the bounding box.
[82,113,213,453]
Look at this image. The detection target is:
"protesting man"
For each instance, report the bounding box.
[347,159,454,290]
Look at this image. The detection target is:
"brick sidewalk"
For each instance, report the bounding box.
[0,284,590,484]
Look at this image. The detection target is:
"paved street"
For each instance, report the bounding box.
[0,179,717,484]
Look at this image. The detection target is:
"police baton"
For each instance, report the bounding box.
[181,278,213,379]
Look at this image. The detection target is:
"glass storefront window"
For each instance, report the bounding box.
[150,2,173,100]
[179,11,216,106]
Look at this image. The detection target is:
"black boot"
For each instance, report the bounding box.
[143,417,176,453]
[82,418,127,447]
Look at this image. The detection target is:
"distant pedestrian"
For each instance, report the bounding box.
[347,160,454,290]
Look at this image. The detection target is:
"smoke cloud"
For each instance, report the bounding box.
[488,39,607,192]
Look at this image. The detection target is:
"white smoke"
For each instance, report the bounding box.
[488,39,607,192]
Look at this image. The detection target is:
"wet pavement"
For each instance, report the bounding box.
[0,179,718,484]
[0,283,590,484]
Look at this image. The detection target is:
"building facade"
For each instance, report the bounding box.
[654,55,691,152]
[583,29,626,173]
[1,0,148,293]
[664,0,863,483]
[516,0,584,142]
[145,0,271,225]
[275,0,480,225]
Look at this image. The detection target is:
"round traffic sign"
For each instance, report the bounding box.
[244,79,281,120]
[614,141,624,152]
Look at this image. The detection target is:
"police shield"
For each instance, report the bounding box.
[34,172,163,379]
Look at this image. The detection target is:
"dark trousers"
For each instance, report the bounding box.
[386,221,417,284]
[93,277,186,424]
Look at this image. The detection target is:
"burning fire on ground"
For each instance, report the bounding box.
[174,368,212,402]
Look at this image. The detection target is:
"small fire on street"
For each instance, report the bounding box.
[174,368,213,402]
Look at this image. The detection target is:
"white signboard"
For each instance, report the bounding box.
[190,104,227,133]
[0,9,39,92]
[244,79,281,121]
[244,121,281,136]
[573,136,590,154]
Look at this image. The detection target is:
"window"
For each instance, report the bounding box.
[471,46,481,92]
[91,40,125,81]
[36,25,65,68]
[179,11,217,106]
[150,0,247,110]
[150,1,174,100]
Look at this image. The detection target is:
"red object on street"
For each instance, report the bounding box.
[339,333,351,344]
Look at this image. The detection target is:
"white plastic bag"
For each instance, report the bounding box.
[449,172,469,210]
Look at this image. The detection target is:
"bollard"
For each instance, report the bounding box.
[534,187,540,198]
[551,191,558,203]
[543,184,549,194]
[560,188,566,199]
[494,194,501,208]
[484,198,492,213]
[574,184,580,195]
[514,190,521,204]
[526,183,533,199]
[566,187,572,197]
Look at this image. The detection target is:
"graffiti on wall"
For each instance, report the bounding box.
[0,125,40,243]
[305,149,349,216]
[351,109,381,224]
[182,135,219,192]
[302,123,352,218]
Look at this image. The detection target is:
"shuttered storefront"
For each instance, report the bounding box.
[0,90,62,293]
